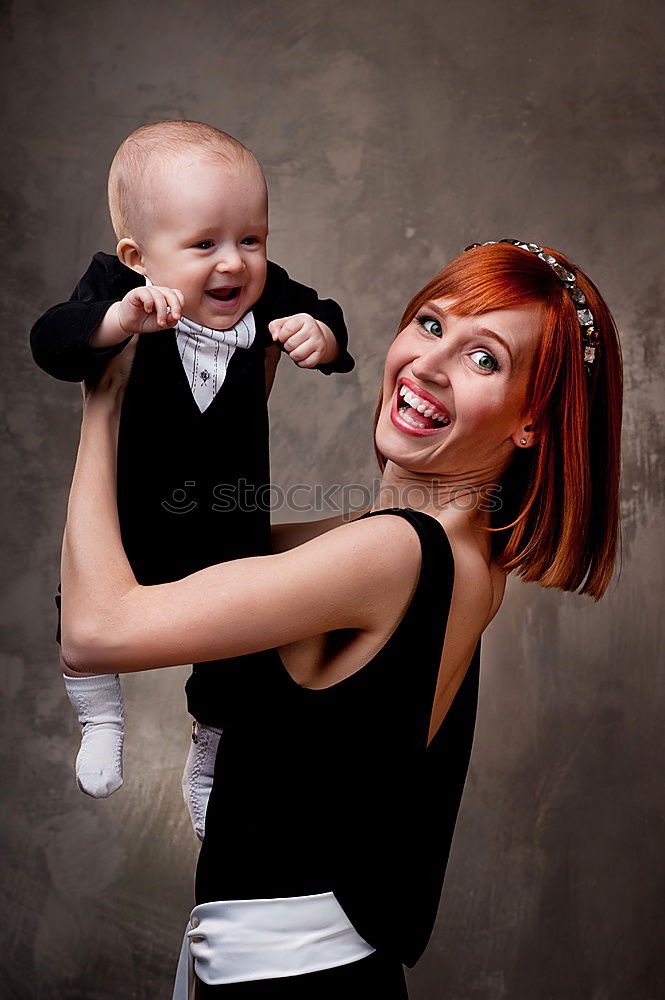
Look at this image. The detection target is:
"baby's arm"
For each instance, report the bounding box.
[90,284,184,346]
[30,252,140,382]
[259,261,354,376]
[30,252,183,382]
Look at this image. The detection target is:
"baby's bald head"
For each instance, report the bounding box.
[108,120,263,244]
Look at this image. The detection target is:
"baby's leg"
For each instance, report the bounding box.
[181,720,223,841]
[62,653,124,798]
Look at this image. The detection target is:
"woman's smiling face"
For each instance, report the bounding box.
[375,298,544,478]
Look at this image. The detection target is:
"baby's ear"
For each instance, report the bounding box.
[116,238,145,274]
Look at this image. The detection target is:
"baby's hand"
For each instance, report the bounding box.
[268,313,339,369]
[117,285,185,336]
[91,286,185,349]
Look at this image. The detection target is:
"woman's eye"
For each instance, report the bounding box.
[194,240,214,250]
[418,316,442,337]
[470,350,500,373]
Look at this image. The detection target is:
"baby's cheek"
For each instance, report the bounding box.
[251,256,268,290]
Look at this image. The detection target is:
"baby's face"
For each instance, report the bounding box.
[135,156,268,330]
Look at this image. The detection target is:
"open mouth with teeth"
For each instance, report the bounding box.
[395,381,452,431]
[206,287,241,303]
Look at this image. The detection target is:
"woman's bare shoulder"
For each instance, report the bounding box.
[426,514,502,742]
[486,561,508,627]
[442,512,507,631]
[318,510,425,583]
[273,510,426,643]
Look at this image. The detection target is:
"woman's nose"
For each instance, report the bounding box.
[411,342,452,387]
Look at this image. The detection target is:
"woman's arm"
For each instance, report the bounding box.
[264,343,281,398]
[61,370,418,675]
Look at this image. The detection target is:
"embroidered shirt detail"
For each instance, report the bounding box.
[174,313,256,412]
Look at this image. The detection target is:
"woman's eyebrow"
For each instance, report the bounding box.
[424,302,514,363]
[472,326,514,363]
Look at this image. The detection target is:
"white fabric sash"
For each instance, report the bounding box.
[172,891,375,996]
[144,277,256,412]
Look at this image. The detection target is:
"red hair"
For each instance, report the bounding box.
[374,243,623,600]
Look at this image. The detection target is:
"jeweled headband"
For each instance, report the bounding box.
[464,239,600,376]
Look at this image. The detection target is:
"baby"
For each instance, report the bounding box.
[31,120,353,837]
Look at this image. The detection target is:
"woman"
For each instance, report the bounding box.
[61,240,622,997]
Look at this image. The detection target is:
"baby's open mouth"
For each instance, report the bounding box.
[397,383,451,429]
[207,287,241,302]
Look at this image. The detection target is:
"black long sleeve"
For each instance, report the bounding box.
[30,253,138,382]
[30,253,353,382]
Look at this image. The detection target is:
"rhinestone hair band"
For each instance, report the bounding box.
[464,239,600,376]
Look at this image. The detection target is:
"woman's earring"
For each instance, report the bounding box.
[520,438,527,446]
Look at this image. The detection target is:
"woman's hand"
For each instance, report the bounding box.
[82,334,138,402]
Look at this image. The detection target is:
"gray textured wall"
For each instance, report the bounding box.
[2,1,664,997]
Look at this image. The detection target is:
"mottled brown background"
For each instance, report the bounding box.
[2,0,664,997]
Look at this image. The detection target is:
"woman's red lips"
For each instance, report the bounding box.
[398,377,451,419]
[390,377,453,436]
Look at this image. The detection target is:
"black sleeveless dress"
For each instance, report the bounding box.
[195,508,482,997]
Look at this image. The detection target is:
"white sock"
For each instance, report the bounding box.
[63,673,124,798]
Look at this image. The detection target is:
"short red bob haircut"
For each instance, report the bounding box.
[373,242,623,601]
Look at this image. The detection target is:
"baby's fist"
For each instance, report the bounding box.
[268,313,338,369]
[117,285,185,336]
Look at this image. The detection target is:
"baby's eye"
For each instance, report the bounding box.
[240,236,260,246]
[417,315,442,337]
[470,350,500,373]
[194,240,214,250]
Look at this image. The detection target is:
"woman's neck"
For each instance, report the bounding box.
[374,461,495,529]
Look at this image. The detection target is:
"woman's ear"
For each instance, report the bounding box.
[116,238,146,274]
[512,419,537,449]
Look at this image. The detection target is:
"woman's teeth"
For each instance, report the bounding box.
[401,408,430,428]
[398,385,451,426]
